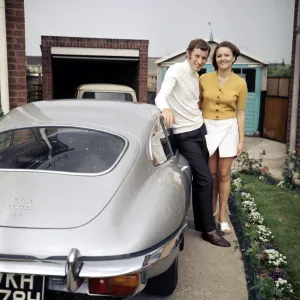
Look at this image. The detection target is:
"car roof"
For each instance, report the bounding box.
[77,84,135,93]
[0,100,159,140]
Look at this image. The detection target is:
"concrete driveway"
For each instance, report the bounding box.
[129,210,248,300]
[243,137,286,179]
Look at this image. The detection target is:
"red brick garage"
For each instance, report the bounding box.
[5,0,27,110]
[41,36,149,102]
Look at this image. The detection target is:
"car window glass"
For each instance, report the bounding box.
[0,132,11,150]
[0,127,126,174]
[82,92,133,101]
[150,119,173,165]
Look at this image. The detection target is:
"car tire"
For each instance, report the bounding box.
[145,256,179,297]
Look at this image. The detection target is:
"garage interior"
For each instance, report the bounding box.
[41,37,149,102]
[52,55,139,99]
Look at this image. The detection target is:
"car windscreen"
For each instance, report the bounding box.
[82,92,133,101]
[0,127,127,174]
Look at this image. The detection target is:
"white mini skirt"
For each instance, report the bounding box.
[204,118,239,158]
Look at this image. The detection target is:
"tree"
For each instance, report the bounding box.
[268,63,291,77]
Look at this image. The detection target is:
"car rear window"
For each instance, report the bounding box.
[82,92,133,102]
[0,127,127,174]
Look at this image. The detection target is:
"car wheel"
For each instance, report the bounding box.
[145,256,179,297]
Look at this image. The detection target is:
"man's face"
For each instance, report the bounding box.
[186,48,209,72]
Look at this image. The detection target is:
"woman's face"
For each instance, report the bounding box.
[216,47,235,71]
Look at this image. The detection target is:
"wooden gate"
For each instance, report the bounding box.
[262,77,289,142]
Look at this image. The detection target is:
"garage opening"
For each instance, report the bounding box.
[52,56,139,99]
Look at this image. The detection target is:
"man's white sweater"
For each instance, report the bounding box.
[155,59,204,134]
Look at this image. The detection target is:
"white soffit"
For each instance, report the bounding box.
[51,47,139,57]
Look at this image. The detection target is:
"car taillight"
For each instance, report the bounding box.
[88,273,139,296]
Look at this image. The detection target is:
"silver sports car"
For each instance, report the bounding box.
[0,100,192,299]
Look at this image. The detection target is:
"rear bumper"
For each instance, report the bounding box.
[0,221,186,295]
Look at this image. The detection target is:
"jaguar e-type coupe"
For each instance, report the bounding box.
[0,100,192,299]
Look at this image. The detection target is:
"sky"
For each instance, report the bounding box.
[24,0,295,63]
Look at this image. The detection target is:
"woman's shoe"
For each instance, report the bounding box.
[219,222,231,234]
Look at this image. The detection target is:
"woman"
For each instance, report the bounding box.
[199,41,248,234]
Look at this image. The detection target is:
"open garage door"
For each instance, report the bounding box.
[52,55,139,99]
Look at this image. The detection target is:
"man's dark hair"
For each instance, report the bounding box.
[187,39,211,56]
[212,41,240,70]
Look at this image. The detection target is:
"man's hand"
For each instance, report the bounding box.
[160,108,175,129]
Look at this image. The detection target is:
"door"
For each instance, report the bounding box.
[232,66,262,134]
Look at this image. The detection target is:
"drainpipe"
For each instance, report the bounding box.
[0,0,10,115]
[289,0,300,153]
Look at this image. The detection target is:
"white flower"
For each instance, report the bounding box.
[241,200,257,213]
[274,278,293,294]
[257,225,273,242]
[231,169,238,175]
[240,192,255,202]
[232,178,242,191]
[259,175,266,181]
[277,180,285,188]
[264,250,287,267]
[248,211,264,224]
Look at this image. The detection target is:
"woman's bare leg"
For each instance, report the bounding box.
[218,157,234,223]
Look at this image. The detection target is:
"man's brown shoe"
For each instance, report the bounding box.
[202,231,231,247]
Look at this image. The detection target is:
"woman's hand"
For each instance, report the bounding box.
[237,142,244,156]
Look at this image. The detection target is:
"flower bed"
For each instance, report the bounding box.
[230,171,294,300]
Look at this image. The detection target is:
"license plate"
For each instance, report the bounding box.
[0,273,45,300]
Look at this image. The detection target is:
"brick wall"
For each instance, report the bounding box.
[41,36,149,102]
[287,0,299,152]
[5,0,27,110]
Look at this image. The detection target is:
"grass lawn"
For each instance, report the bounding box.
[240,173,300,299]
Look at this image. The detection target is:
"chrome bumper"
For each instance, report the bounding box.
[0,222,186,294]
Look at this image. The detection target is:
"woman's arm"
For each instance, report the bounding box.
[236,80,248,156]
[237,109,245,156]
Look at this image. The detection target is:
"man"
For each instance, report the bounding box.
[155,39,230,247]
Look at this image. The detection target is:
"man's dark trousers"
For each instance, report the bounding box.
[175,124,216,233]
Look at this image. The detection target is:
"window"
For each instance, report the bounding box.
[242,69,256,92]
[0,127,127,174]
[150,117,174,165]
[232,68,242,75]
[232,68,256,92]
[82,92,133,102]
[0,132,11,150]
